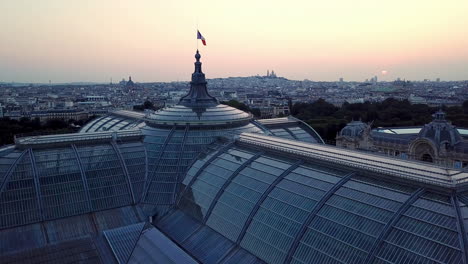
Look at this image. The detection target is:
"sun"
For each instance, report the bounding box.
[381,70,388,75]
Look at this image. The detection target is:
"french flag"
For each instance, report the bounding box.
[197,30,206,46]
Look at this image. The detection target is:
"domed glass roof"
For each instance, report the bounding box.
[140,50,261,216]
[145,50,252,128]
[145,104,252,127]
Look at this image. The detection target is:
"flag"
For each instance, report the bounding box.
[197,30,206,46]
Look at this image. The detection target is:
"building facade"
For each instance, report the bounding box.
[336,111,468,168]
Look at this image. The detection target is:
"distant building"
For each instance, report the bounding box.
[256,105,290,118]
[30,109,88,122]
[220,91,237,100]
[336,120,374,150]
[266,69,277,78]
[336,111,468,168]
[86,95,106,102]
[126,76,135,88]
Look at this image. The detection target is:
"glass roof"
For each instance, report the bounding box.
[0,139,146,230]
[145,104,253,127]
[255,116,324,144]
[156,138,468,264]
[80,110,145,133]
[140,122,262,217]
[374,126,468,136]
[2,126,468,263]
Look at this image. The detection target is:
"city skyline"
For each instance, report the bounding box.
[1,0,468,83]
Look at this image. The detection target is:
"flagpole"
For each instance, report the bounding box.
[196,18,199,50]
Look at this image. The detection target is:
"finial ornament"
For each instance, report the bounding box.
[195,49,201,62]
[178,50,217,107]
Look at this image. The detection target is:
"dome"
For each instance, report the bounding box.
[418,110,462,147]
[145,104,252,127]
[339,120,368,138]
[145,50,252,128]
[140,50,261,216]
[126,76,135,87]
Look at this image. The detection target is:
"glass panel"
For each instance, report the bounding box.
[206,160,280,242]
[241,164,342,264]
[0,152,41,228]
[292,178,414,264]
[35,147,88,220]
[76,144,132,211]
[376,193,463,264]
[117,142,147,198]
[179,147,255,221]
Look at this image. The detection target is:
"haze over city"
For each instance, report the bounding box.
[1,0,468,83]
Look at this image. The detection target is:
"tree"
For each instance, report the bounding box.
[221,100,251,112]
[133,100,160,111]
[251,108,261,118]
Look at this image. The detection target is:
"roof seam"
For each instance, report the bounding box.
[142,142,149,203]
[453,195,468,264]
[251,119,271,135]
[28,149,45,222]
[84,115,108,133]
[142,127,176,202]
[292,116,325,144]
[173,125,190,205]
[111,141,136,204]
[364,188,425,263]
[236,160,304,244]
[106,118,126,131]
[71,144,93,212]
[283,127,299,140]
[0,150,27,196]
[94,116,119,132]
[123,222,146,264]
[176,141,235,206]
[284,172,356,263]
[202,151,264,224]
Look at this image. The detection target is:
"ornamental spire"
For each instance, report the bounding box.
[179,50,218,107]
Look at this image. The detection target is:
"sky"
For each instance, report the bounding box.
[1,0,468,83]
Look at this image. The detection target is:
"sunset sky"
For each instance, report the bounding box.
[1,0,468,83]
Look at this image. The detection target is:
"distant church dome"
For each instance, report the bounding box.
[339,120,368,138]
[418,110,462,148]
[126,76,135,87]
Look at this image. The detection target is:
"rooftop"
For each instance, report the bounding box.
[15,130,143,148]
[238,133,468,189]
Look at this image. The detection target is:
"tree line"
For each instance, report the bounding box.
[1,98,467,147]
[221,100,261,117]
[0,117,91,146]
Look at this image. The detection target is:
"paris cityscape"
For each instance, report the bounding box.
[1,1,468,264]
